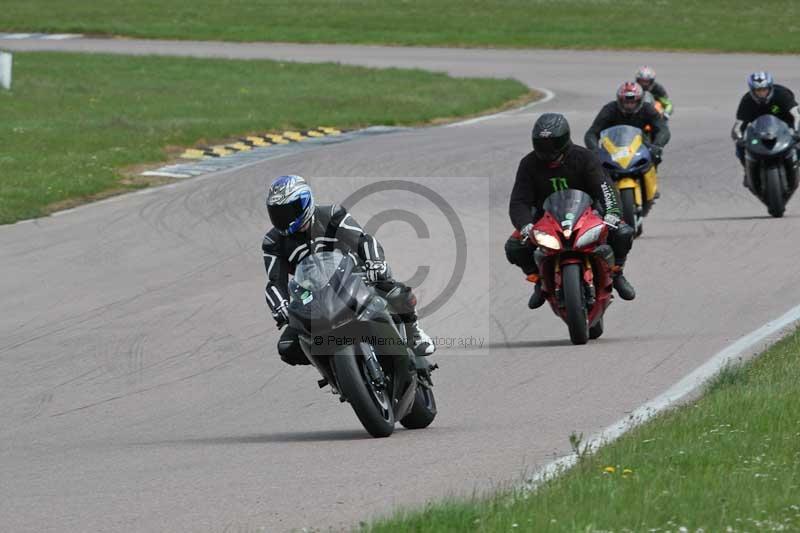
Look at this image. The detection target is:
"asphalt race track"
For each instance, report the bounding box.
[2,38,800,532]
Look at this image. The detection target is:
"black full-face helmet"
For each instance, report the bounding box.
[531,113,572,162]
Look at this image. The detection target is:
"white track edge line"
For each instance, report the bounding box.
[444,87,555,128]
[523,301,800,490]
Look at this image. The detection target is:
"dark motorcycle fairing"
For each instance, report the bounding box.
[287,265,372,336]
[287,251,418,420]
[745,115,794,158]
[743,114,799,209]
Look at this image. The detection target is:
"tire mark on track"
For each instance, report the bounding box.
[0,253,241,356]
[50,345,260,418]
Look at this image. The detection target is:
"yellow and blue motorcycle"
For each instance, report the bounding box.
[596,125,658,237]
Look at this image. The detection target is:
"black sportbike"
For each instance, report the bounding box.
[740,114,800,217]
[283,251,437,438]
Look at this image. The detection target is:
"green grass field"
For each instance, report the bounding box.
[369,327,800,532]
[2,0,799,53]
[0,52,529,224]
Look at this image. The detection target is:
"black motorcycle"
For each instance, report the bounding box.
[741,114,800,217]
[283,250,436,438]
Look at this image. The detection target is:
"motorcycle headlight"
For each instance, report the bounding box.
[533,229,561,250]
[575,224,603,248]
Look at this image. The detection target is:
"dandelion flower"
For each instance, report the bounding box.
[604,466,616,474]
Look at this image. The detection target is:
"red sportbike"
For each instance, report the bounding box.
[530,190,616,345]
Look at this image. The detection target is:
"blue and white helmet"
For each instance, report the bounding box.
[266,175,315,235]
[748,72,774,104]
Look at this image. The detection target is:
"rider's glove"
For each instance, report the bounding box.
[603,213,621,229]
[519,223,534,243]
[649,144,663,164]
[272,301,289,328]
[364,260,388,282]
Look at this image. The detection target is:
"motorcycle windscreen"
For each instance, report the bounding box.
[542,189,594,228]
[745,114,794,156]
[598,125,645,170]
[289,250,365,333]
[293,250,354,292]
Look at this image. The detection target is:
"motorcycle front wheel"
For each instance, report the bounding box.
[620,188,640,236]
[334,345,395,438]
[766,167,786,218]
[562,262,589,345]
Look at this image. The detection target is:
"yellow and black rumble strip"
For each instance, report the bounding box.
[142,125,401,179]
[180,127,343,159]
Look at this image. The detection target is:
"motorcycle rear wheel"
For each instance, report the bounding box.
[400,381,437,429]
[562,263,589,345]
[589,316,604,340]
[334,345,395,438]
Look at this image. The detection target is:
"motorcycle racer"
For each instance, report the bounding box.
[584,82,671,165]
[731,72,800,167]
[505,113,636,308]
[262,175,435,365]
[636,66,673,118]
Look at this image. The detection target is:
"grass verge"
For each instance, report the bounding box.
[2,1,799,53]
[368,327,800,532]
[0,52,530,224]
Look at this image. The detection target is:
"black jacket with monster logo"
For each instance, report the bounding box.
[509,144,621,231]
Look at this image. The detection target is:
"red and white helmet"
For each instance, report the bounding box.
[616,82,644,115]
[635,66,656,90]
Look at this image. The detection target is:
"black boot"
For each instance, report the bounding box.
[528,281,545,309]
[613,272,636,301]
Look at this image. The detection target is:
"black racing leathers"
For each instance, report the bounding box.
[646,82,669,102]
[735,85,798,133]
[263,204,418,365]
[505,144,633,275]
[644,81,672,115]
[262,204,385,318]
[584,101,671,151]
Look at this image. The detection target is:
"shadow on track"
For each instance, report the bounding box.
[485,339,576,349]
[485,336,637,350]
[681,215,785,222]
[135,429,371,447]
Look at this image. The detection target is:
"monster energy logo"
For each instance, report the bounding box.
[771,104,781,114]
[601,182,616,212]
[550,177,569,191]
